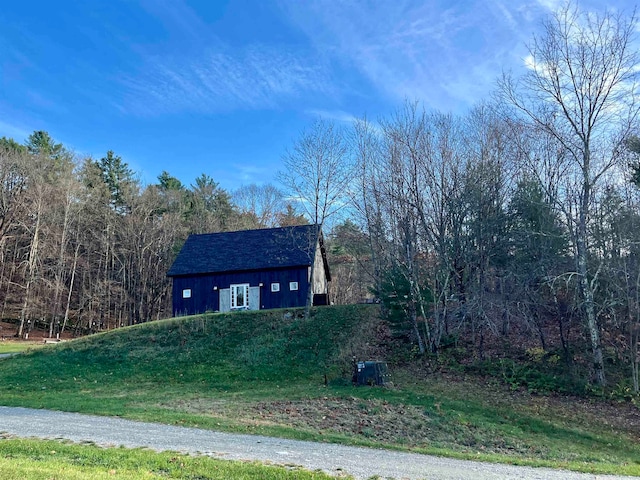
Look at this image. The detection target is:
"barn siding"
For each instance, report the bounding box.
[171,266,310,316]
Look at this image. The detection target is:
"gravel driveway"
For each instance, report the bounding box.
[0,406,635,480]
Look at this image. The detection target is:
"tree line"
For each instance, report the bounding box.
[0,132,308,339]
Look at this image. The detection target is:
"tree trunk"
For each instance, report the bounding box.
[576,209,606,385]
[631,324,639,393]
[304,225,320,319]
[61,243,80,335]
[17,195,42,338]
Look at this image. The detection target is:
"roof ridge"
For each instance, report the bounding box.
[187,223,318,238]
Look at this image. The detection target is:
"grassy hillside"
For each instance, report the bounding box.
[0,305,639,476]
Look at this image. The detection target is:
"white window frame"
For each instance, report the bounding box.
[289,281,299,291]
[182,289,192,299]
[230,284,250,309]
[271,283,280,292]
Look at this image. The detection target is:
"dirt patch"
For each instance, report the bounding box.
[252,397,434,444]
[170,396,443,445]
[166,396,543,455]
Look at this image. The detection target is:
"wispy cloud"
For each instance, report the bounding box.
[114,0,334,116]
[118,45,333,116]
[235,163,270,184]
[117,0,572,117]
[305,109,359,125]
[534,0,564,12]
[279,0,544,112]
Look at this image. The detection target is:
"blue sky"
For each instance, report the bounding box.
[0,0,633,191]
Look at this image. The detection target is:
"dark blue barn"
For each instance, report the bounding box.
[166,224,331,316]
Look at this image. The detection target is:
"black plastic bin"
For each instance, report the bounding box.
[353,361,390,386]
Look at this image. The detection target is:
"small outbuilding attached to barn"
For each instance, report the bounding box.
[166,224,331,316]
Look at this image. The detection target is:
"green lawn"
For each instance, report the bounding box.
[0,341,45,354]
[0,438,340,480]
[0,305,638,476]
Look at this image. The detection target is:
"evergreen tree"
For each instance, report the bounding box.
[96,151,136,213]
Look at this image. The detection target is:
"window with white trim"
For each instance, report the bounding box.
[289,281,299,291]
[271,283,280,292]
[231,284,249,309]
[182,289,192,299]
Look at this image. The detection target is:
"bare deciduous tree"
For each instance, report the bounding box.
[499,2,640,386]
[233,183,285,228]
[278,120,352,316]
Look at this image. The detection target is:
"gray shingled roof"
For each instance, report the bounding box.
[167,224,322,277]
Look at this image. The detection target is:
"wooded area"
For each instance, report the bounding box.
[1,3,639,391]
[285,3,640,391]
[0,130,315,335]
